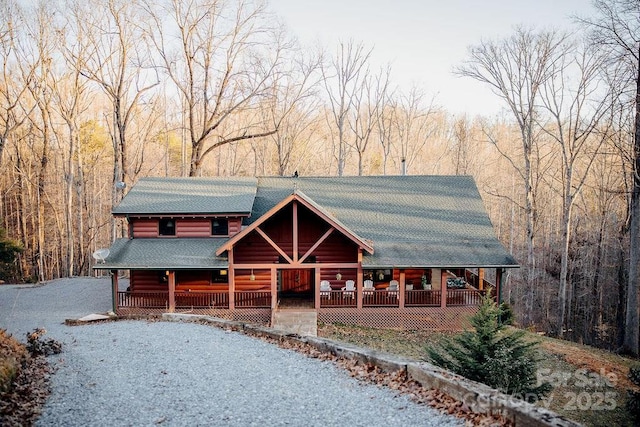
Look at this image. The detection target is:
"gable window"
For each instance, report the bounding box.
[212,218,228,236]
[159,218,176,236]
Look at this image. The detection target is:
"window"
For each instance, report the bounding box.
[159,218,176,236]
[211,218,228,236]
[212,269,228,283]
[364,269,392,284]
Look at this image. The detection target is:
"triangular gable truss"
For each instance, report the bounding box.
[216,191,374,263]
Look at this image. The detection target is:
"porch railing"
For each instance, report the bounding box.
[117,291,168,309]
[234,291,271,308]
[117,290,271,310]
[405,290,441,306]
[175,291,229,309]
[446,289,486,306]
[320,290,357,307]
[361,290,400,307]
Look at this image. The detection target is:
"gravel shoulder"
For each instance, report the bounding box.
[0,278,463,427]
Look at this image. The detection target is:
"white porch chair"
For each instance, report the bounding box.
[320,280,331,297]
[387,280,399,298]
[342,280,356,298]
[363,279,375,295]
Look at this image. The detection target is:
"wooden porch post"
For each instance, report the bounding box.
[111,270,118,313]
[228,251,235,310]
[478,268,485,290]
[168,271,175,312]
[271,268,278,310]
[398,269,405,308]
[356,249,363,309]
[440,270,447,308]
[315,267,321,310]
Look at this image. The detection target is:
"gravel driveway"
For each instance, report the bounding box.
[0,278,462,426]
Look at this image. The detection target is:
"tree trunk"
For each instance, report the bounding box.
[624,56,640,355]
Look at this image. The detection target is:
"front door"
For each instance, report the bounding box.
[280,269,312,294]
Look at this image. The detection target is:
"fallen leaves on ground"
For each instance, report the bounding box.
[272,337,512,427]
[0,355,52,427]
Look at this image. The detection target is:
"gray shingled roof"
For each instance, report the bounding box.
[102,175,518,270]
[253,176,518,268]
[97,238,228,270]
[112,177,257,215]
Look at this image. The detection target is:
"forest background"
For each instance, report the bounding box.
[1,0,639,355]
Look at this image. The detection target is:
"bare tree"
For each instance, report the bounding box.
[579,0,640,355]
[70,0,159,241]
[262,42,321,176]
[539,39,613,336]
[448,115,474,175]
[322,40,372,176]
[144,0,283,177]
[0,0,34,166]
[457,28,567,314]
[377,90,397,175]
[349,66,391,175]
[394,86,436,175]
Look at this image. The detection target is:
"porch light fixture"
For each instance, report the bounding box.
[220,269,227,276]
[378,270,384,280]
[335,271,342,281]
[250,269,255,281]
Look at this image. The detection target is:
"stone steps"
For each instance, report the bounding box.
[271,309,317,336]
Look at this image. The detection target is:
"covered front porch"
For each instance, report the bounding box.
[109,266,503,329]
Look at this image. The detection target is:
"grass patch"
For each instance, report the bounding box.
[317,323,637,427]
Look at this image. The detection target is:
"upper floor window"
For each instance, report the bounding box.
[159,218,176,236]
[212,218,228,236]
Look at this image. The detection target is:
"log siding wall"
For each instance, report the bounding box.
[131,217,243,238]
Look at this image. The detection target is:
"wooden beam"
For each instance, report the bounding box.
[478,268,485,290]
[255,227,293,264]
[440,270,447,308]
[399,269,406,309]
[228,250,235,310]
[315,267,321,309]
[293,201,298,262]
[271,267,278,310]
[168,271,175,313]
[356,249,363,309]
[233,262,359,269]
[299,227,334,263]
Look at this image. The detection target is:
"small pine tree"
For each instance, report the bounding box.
[427,292,551,398]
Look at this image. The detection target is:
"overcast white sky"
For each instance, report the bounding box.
[268,0,594,117]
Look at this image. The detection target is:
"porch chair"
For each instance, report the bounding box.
[363,279,375,295]
[342,280,356,298]
[387,280,399,298]
[320,280,332,297]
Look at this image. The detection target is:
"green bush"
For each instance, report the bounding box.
[499,302,515,326]
[426,292,551,399]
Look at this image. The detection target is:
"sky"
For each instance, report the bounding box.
[268,0,595,117]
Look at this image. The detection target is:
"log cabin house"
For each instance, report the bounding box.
[94,175,518,330]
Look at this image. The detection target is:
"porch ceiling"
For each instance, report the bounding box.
[94,238,228,270]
